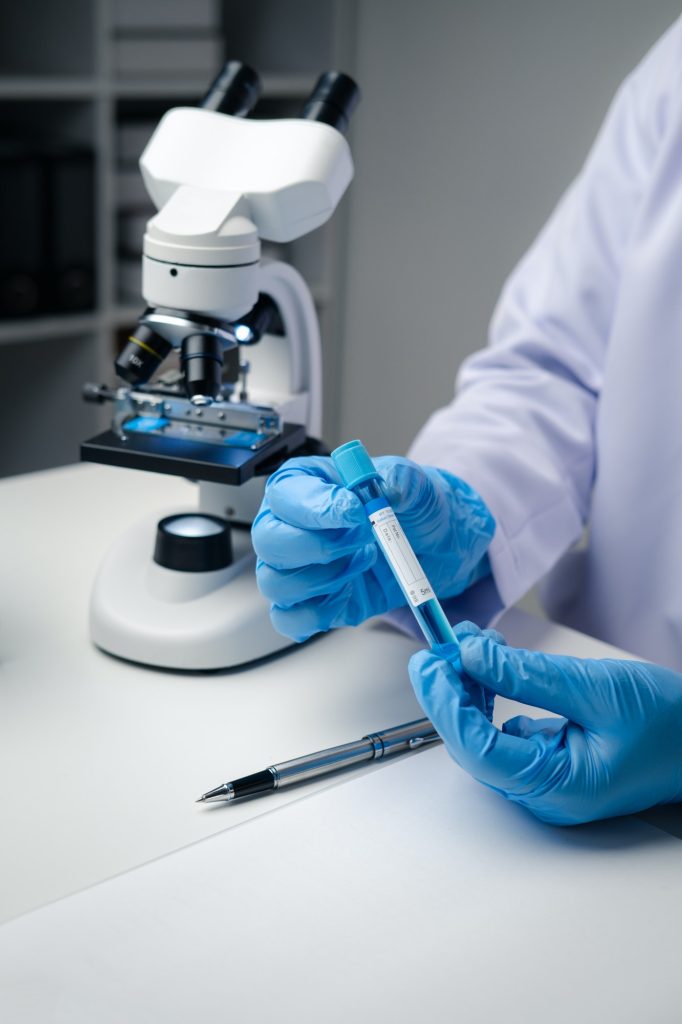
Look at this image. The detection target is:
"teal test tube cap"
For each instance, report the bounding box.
[331,440,379,490]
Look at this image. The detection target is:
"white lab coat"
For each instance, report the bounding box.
[409,16,682,671]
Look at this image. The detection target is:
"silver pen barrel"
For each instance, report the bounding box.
[272,738,376,787]
[271,718,440,789]
[367,718,441,759]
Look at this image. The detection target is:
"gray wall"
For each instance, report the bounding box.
[337,0,681,453]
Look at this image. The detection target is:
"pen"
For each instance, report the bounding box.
[196,717,441,803]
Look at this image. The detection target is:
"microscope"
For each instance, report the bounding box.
[82,62,360,670]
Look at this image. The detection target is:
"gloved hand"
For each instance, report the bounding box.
[432,620,508,725]
[409,635,682,825]
[252,455,495,642]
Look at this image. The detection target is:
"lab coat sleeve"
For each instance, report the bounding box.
[408,17,682,611]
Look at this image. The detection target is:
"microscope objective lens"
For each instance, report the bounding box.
[181,333,225,404]
[115,323,172,385]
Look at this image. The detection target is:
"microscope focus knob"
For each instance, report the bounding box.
[154,515,233,573]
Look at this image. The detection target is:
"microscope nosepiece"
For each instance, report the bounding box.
[181,333,224,404]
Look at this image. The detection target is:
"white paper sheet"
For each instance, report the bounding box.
[0,465,640,927]
[0,742,680,1024]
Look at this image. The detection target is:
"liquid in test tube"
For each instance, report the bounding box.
[331,440,457,648]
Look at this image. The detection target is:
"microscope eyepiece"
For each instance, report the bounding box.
[300,71,361,135]
[181,333,224,405]
[115,323,173,386]
[200,60,261,117]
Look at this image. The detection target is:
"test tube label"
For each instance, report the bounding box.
[368,506,436,607]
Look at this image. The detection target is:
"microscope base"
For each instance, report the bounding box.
[90,513,293,670]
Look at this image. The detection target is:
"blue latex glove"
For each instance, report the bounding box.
[409,635,682,825]
[432,621,508,726]
[252,455,495,642]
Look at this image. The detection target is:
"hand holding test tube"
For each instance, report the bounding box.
[253,447,495,642]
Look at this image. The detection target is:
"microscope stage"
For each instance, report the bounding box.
[81,421,307,485]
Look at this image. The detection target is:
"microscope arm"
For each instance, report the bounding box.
[257,260,322,439]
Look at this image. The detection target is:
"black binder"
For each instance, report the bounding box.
[48,148,96,312]
[0,141,95,320]
[0,143,46,318]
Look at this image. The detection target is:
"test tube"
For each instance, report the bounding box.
[331,440,457,648]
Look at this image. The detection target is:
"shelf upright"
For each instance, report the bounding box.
[0,0,357,475]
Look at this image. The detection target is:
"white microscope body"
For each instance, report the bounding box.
[84,65,359,670]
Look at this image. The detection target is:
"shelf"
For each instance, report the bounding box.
[0,77,101,101]
[1,0,349,477]
[111,79,208,99]
[111,72,315,101]
[0,312,100,345]
[0,72,318,105]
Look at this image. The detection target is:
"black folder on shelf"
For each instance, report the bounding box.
[0,143,46,318]
[48,148,96,313]
[0,141,95,320]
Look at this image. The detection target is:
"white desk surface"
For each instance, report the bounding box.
[1,464,679,1021]
[0,464,430,924]
[1,745,680,1024]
